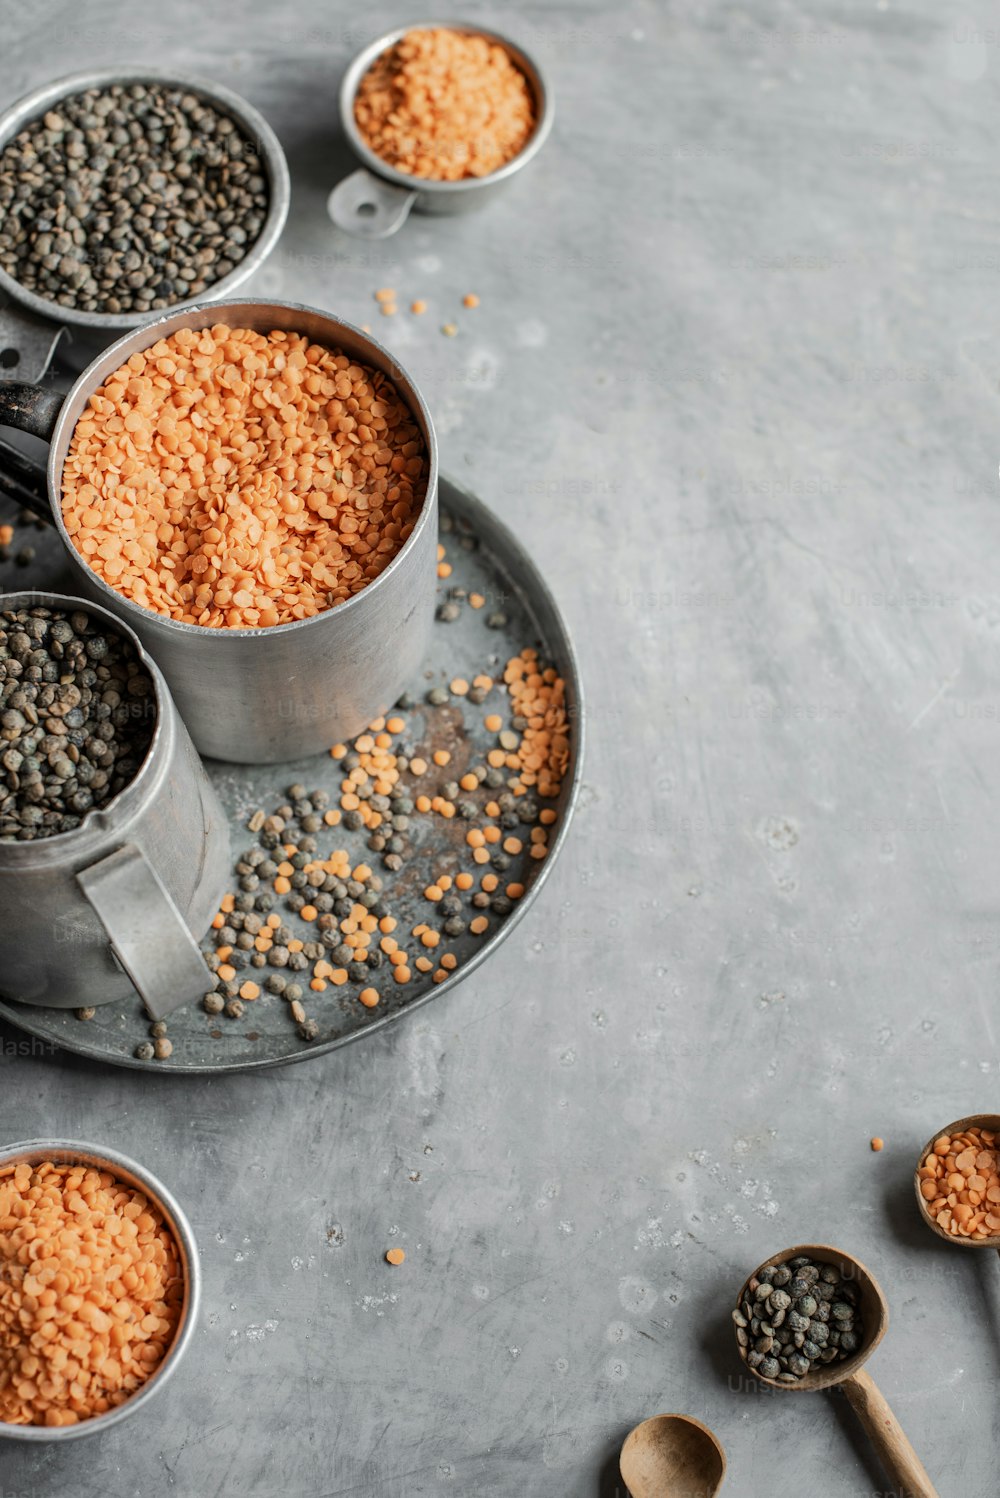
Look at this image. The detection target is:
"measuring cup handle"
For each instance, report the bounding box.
[841,1368,940,1498]
[327,167,417,239]
[76,843,213,1023]
[0,297,65,386]
[0,381,63,442]
[0,436,50,521]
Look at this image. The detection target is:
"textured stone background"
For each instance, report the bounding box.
[3,1,1000,1493]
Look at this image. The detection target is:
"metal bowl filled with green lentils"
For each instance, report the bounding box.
[0,68,290,341]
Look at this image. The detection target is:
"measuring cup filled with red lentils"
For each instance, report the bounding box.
[328,23,555,238]
[0,300,438,762]
[0,1139,200,1439]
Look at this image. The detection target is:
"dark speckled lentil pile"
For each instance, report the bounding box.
[0,82,269,314]
[0,606,155,841]
[734,1254,863,1384]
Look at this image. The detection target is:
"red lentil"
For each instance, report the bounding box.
[62,326,427,628]
[0,1160,183,1427]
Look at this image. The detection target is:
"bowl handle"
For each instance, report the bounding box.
[0,297,65,385]
[0,436,50,521]
[327,168,417,239]
[841,1367,939,1498]
[77,843,215,1023]
[0,380,63,442]
[0,380,62,521]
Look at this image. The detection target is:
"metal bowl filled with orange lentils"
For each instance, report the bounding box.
[328,22,555,238]
[0,1140,200,1439]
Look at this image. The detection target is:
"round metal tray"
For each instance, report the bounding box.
[0,475,583,1072]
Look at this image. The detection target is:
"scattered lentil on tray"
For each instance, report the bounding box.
[61,325,427,627]
[177,536,570,1051]
[0,1158,183,1426]
[354,28,535,181]
[734,1254,863,1384]
[0,605,155,841]
[0,82,268,315]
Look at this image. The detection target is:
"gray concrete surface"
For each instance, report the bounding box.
[2,0,999,1492]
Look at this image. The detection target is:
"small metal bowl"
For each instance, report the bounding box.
[328,21,554,239]
[0,1139,201,1441]
[0,68,290,376]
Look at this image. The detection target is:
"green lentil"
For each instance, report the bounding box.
[0,605,155,841]
[734,1254,863,1385]
[0,82,269,313]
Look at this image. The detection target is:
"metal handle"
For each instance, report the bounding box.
[327,167,417,239]
[0,436,51,521]
[0,381,63,442]
[76,843,212,1023]
[0,297,65,385]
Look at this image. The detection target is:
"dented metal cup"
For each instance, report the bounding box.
[0,590,229,1018]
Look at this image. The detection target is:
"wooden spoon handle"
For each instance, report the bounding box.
[841,1368,939,1498]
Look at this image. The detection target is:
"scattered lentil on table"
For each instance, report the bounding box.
[0,82,269,315]
[385,1247,405,1266]
[918,1124,1000,1238]
[354,28,535,180]
[61,325,427,627]
[734,1254,863,1384]
[0,509,49,569]
[0,605,155,841]
[0,1158,183,1426]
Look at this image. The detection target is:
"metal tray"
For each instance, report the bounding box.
[0,474,583,1072]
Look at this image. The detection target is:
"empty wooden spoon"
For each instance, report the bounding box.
[620,1414,726,1498]
[734,1244,939,1498]
[914,1112,1000,1250]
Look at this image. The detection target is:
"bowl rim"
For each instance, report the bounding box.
[0,1137,201,1441]
[338,20,555,194]
[0,66,290,332]
[42,296,438,639]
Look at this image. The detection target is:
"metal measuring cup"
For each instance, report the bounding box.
[0,67,290,379]
[0,591,229,1019]
[0,1138,201,1440]
[327,22,555,239]
[0,298,439,763]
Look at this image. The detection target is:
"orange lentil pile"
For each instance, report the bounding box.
[918,1125,1000,1238]
[0,1159,183,1426]
[60,325,427,628]
[354,28,536,181]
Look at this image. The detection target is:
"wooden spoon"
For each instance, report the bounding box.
[734,1243,939,1498]
[914,1112,1000,1250]
[620,1414,726,1497]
